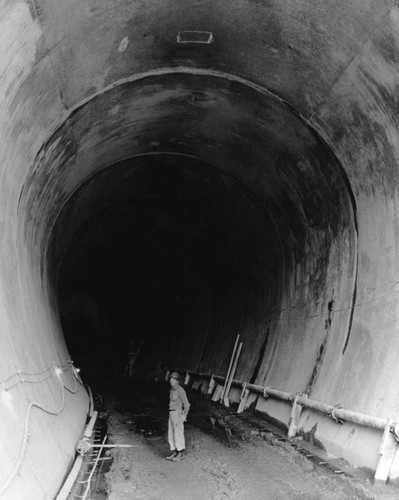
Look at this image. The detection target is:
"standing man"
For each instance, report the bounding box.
[166,371,190,462]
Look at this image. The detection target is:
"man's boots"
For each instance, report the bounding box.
[171,450,185,462]
[165,450,178,460]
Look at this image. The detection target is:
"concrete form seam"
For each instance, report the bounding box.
[29,0,68,112]
[321,8,399,356]
[306,0,395,123]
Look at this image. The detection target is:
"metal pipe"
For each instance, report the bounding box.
[56,410,98,500]
[84,410,98,437]
[188,371,395,431]
[55,456,84,500]
[85,384,94,417]
[90,444,135,448]
[186,370,399,483]
[81,434,108,500]
[294,396,387,431]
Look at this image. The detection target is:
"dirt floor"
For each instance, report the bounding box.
[95,379,399,500]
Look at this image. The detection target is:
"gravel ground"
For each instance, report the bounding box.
[97,380,399,500]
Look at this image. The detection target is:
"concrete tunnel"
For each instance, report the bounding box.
[2,0,399,498]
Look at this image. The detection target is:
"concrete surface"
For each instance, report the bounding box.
[1,0,399,497]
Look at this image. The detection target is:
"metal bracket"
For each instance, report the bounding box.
[375,420,396,483]
[207,375,215,395]
[76,439,136,456]
[287,394,305,439]
[237,383,250,414]
[330,404,344,424]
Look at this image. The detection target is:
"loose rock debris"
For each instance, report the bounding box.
[92,380,399,499]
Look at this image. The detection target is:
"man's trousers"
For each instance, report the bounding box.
[168,410,185,451]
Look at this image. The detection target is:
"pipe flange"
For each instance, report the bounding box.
[76,439,91,456]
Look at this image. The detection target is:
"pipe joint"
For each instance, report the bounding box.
[289,392,302,403]
[76,439,91,456]
[330,404,344,424]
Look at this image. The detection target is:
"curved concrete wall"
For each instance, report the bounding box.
[2,0,399,496]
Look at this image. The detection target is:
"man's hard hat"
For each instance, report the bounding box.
[169,371,180,381]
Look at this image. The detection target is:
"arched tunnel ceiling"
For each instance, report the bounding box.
[22,72,354,255]
[36,73,356,380]
[29,0,390,115]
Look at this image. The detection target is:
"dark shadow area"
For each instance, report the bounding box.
[52,154,281,379]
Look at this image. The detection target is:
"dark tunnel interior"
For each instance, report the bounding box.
[53,153,282,379]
